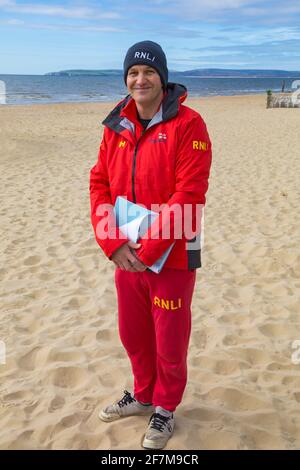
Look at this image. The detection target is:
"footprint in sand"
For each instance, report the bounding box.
[48,395,65,412]
[24,255,41,266]
[50,366,89,388]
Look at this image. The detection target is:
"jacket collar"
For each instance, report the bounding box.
[102,83,187,137]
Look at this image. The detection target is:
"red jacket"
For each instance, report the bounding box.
[90,83,212,270]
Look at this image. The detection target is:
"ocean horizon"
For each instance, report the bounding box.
[0,73,298,105]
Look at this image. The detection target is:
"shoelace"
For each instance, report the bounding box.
[117,390,135,408]
[149,413,172,432]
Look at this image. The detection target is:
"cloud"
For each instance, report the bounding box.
[170,37,300,69]
[5,17,24,24]
[144,0,254,8]
[133,0,300,25]
[2,1,300,28]
[167,24,300,50]
[150,26,204,38]
[0,1,120,19]
[174,0,253,9]
[0,18,126,32]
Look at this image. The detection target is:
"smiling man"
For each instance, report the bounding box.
[90,40,212,450]
[126,63,164,119]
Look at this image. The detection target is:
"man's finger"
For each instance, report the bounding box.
[127,253,140,265]
[132,259,146,272]
[126,261,138,272]
[123,259,137,272]
[126,249,144,269]
[128,241,141,250]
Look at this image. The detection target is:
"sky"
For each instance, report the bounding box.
[0,0,300,74]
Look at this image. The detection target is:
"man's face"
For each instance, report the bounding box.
[126,64,163,106]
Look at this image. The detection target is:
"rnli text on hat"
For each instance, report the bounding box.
[134,52,156,62]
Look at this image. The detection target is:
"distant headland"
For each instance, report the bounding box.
[45,68,300,78]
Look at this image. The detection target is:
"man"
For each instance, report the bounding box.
[90,40,212,449]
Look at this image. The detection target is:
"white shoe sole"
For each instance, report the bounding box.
[99,407,155,422]
[98,410,121,422]
[142,430,174,450]
[142,437,171,450]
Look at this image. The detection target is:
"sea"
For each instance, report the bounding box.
[0,73,298,105]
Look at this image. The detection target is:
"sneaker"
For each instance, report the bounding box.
[99,390,154,422]
[142,410,175,450]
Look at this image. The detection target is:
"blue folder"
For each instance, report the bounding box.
[114,196,174,273]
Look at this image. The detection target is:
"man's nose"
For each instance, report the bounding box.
[135,73,147,85]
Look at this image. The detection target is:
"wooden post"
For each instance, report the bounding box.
[266,89,273,108]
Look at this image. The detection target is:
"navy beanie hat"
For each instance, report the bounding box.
[123,40,168,89]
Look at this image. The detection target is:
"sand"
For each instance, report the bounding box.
[0,94,300,450]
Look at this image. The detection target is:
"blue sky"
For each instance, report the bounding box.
[1,0,300,74]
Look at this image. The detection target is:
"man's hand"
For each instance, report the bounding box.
[111,241,147,272]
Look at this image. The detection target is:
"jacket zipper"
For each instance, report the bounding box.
[131,130,146,203]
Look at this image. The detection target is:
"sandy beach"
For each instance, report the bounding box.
[0,94,300,450]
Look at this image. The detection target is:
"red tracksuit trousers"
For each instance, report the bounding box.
[115,267,196,412]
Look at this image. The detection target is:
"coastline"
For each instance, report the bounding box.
[0,92,268,108]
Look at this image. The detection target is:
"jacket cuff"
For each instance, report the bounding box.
[106,239,129,260]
